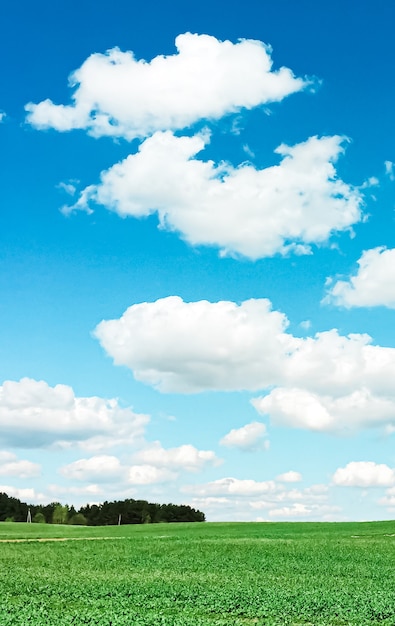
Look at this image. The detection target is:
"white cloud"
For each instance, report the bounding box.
[384,160,394,180]
[183,476,278,497]
[0,378,149,449]
[250,484,328,508]
[187,481,332,521]
[253,386,395,433]
[93,288,395,435]
[0,486,47,503]
[0,111,5,123]
[60,441,218,487]
[127,464,177,485]
[325,247,395,308]
[268,503,340,519]
[220,421,268,451]
[95,295,395,433]
[276,470,302,483]
[60,455,124,483]
[94,296,291,392]
[378,486,395,508]
[281,329,395,398]
[69,132,363,260]
[242,144,255,159]
[57,181,78,196]
[0,451,41,478]
[332,461,395,487]
[26,33,307,139]
[268,503,310,517]
[47,483,103,499]
[133,441,221,471]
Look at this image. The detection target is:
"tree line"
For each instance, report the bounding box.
[0,492,205,525]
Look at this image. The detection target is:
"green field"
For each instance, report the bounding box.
[1,520,395,625]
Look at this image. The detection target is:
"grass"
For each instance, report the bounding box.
[0,520,394,625]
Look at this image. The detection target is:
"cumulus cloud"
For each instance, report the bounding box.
[332,461,395,487]
[378,486,395,508]
[0,378,149,449]
[96,295,395,434]
[0,486,46,502]
[268,503,339,519]
[220,421,268,451]
[325,247,395,308]
[60,455,177,485]
[253,324,395,433]
[133,441,221,471]
[60,455,124,483]
[94,296,291,392]
[26,33,307,139]
[276,470,302,483]
[68,132,363,259]
[60,441,219,486]
[187,481,331,521]
[184,477,278,497]
[250,484,328,509]
[0,451,41,478]
[0,111,5,123]
[253,387,395,433]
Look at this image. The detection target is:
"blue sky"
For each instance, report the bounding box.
[1,0,395,521]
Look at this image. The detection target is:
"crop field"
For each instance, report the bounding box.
[0,520,395,625]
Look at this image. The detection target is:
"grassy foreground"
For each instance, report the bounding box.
[0,520,395,625]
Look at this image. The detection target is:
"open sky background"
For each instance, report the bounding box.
[1,0,395,521]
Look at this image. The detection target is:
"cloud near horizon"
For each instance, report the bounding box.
[185,480,333,521]
[25,33,307,140]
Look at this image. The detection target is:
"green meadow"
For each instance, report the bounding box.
[1,520,395,625]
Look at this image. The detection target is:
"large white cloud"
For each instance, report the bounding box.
[253,387,395,433]
[68,131,363,259]
[60,455,124,483]
[95,295,395,433]
[332,461,395,487]
[0,486,47,503]
[94,296,291,392]
[60,441,219,486]
[325,247,395,308]
[60,456,177,485]
[0,378,149,449]
[25,33,307,139]
[253,327,395,433]
[133,441,221,471]
[0,451,40,478]
[220,422,268,451]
